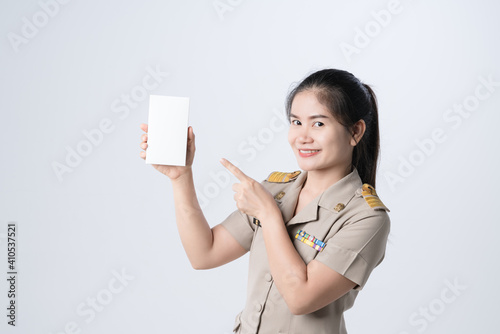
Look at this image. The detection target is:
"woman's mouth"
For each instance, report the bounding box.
[298,149,320,157]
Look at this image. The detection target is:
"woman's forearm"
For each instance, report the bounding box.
[259,208,308,312]
[170,168,214,269]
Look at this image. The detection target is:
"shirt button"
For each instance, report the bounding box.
[255,303,262,312]
[264,273,273,282]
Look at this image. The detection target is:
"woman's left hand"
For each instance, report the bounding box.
[220,158,279,220]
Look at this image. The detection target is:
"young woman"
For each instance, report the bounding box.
[139,69,391,334]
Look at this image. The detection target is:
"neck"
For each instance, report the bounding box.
[302,164,353,195]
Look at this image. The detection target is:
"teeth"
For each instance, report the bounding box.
[300,150,319,153]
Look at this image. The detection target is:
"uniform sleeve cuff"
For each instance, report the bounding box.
[315,243,370,291]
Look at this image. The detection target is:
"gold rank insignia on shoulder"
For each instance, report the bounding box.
[361,184,390,212]
[295,229,325,252]
[266,170,301,183]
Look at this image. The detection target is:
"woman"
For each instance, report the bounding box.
[139,69,391,334]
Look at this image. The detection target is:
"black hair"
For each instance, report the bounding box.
[285,69,380,187]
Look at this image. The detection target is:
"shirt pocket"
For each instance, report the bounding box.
[292,237,323,264]
[290,224,332,264]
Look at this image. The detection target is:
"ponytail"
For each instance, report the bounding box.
[352,83,379,187]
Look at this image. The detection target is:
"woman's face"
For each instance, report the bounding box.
[287,90,355,173]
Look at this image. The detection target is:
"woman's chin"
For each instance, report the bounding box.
[296,160,318,172]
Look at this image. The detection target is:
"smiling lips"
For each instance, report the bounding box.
[298,149,320,157]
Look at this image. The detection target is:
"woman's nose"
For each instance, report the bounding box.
[297,128,313,143]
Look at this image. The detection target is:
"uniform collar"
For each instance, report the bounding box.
[281,167,362,226]
[317,166,362,212]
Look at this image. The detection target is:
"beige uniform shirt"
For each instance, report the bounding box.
[221,167,391,334]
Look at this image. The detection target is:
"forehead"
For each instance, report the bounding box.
[290,90,331,118]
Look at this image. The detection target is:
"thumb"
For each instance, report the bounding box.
[187,126,196,153]
[188,126,195,140]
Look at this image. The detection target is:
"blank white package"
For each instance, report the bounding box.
[145,95,190,166]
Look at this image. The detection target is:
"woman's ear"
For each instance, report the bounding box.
[350,119,366,146]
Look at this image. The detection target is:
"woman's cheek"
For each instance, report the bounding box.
[287,128,296,147]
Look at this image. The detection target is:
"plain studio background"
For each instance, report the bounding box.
[1,0,499,333]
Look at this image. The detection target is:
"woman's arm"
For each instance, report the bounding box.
[170,168,248,269]
[220,158,357,315]
[140,124,247,270]
[259,208,357,315]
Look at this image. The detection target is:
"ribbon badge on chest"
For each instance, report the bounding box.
[295,229,325,252]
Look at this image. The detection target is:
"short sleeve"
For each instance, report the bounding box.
[314,210,391,291]
[220,209,255,252]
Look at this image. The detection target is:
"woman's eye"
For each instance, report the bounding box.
[291,120,301,125]
[314,121,324,127]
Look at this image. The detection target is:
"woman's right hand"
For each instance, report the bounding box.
[139,123,196,180]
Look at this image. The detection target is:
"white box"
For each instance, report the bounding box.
[145,95,189,166]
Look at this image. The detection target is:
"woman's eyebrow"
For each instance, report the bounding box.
[289,113,330,120]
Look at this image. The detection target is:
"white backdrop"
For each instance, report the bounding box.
[1,0,499,333]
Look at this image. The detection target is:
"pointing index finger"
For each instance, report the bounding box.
[220,158,248,181]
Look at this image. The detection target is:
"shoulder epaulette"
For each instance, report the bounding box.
[361,183,390,212]
[266,170,301,183]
